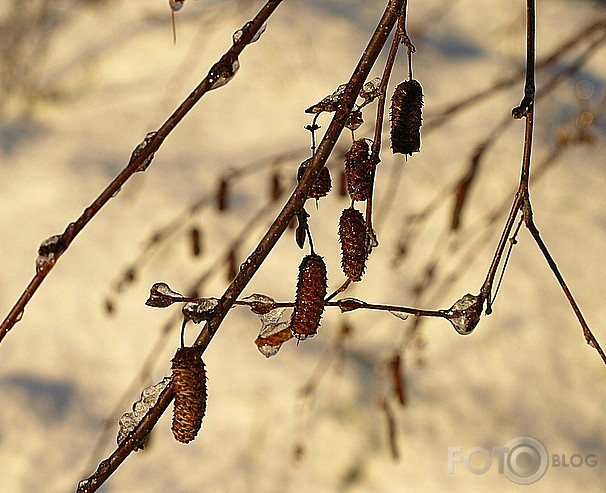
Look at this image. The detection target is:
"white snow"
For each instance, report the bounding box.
[1,0,605,492]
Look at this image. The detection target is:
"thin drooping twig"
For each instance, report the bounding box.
[424,17,606,130]
[480,0,536,310]
[76,1,407,491]
[365,6,408,236]
[525,221,606,362]
[0,0,285,344]
[478,0,606,364]
[450,29,606,232]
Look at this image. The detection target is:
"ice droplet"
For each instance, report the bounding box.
[232,21,266,44]
[337,297,365,312]
[260,307,286,327]
[169,0,185,12]
[243,293,277,315]
[182,298,220,323]
[447,293,483,335]
[207,58,240,90]
[305,83,348,114]
[259,320,289,338]
[345,109,364,131]
[359,76,381,102]
[76,480,91,493]
[367,228,379,251]
[145,282,183,308]
[130,131,157,172]
[117,376,171,448]
[232,29,243,44]
[258,344,281,358]
[36,234,65,272]
[389,310,409,321]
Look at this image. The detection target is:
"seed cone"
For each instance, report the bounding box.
[338,207,369,282]
[390,79,423,156]
[171,346,207,444]
[290,254,327,340]
[344,139,374,201]
[297,159,332,200]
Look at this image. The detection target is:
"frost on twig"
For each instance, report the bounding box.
[305,83,348,114]
[117,377,171,450]
[182,298,220,324]
[145,282,184,308]
[129,131,157,173]
[36,234,66,272]
[358,76,382,105]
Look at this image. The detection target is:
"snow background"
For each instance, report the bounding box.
[1,0,606,491]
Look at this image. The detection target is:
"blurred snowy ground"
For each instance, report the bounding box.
[1,0,606,492]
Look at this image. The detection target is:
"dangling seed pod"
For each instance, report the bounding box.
[344,139,374,201]
[338,207,369,282]
[390,79,423,156]
[290,254,327,340]
[297,159,332,200]
[171,346,207,444]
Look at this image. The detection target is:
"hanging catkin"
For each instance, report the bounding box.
[171,346,207,444]
[390,79,423,156]
[297,159,332,200]
[290,254,327,340]
[338,207,369,281]
[344,139,374,201]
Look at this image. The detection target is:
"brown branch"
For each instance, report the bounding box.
[0,0,285,344]
[525,220,606,364]
[480,0,536,311]
[77,1,407,490]
[477,1,606,365]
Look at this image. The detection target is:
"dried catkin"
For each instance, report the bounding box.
[297,159,332,200]
[390,79,423,156]
[216,178,229,212]
[171,346,207,444]
[338,207,369,282]
[290,254,327,340]
[344,139,374,201]
[189,227,202,257]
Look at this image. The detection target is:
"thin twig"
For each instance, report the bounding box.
[366,5,408,236]
[477,0,605,364]
[0,1,285,344]
[425,17,606,130]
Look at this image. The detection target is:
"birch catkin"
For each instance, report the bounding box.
[344,139,374,202]
[338,207,369,282]
[390,79,423,156]
[171,346,207,444]
[290,254,327,340]
[297,158,332,200]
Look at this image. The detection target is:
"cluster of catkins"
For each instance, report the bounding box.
[289,77,424,341]
[168,76,423,445]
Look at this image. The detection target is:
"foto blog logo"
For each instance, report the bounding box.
[447,436,598,485]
